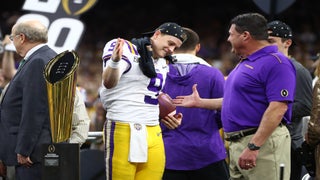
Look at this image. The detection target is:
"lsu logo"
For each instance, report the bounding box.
[62,0,98,16]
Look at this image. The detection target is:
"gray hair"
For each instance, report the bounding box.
[14,20,48,43]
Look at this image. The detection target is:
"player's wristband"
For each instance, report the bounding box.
[108,59,120,69]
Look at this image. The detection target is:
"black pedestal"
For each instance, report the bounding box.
[42,143,79,180]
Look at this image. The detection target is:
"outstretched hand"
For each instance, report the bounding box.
[172,84,200,108]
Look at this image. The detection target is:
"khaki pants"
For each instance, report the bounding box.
[228,125,291,180]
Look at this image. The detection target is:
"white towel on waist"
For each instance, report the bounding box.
[128,123,148,162]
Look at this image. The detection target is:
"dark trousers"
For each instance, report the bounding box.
[162,160,230,180]
[290,147,302,180]
[15,163,41,180]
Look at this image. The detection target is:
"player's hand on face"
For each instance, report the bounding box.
[111,38,124,62]
[161,113,183,129]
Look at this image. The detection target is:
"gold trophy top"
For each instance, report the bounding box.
[44,50,80,143]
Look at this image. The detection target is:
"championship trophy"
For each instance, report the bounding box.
[42,50,80,180]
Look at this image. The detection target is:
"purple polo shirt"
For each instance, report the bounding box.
[221,45,296,132]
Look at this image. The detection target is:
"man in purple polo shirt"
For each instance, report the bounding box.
[161,27,229,180]
[223,13,296,179]
[172,13,296,180]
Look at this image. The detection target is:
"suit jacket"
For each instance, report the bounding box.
[0,45,57,165]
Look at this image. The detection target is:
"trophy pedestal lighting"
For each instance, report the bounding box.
[42,50,80,180]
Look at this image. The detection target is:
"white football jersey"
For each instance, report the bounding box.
[100,39,168,125]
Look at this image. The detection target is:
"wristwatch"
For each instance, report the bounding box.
[247,143,260,150]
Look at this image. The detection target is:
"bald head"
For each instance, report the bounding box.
[12,19,48,43]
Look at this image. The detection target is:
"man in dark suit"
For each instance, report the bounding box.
[0,19,57,180]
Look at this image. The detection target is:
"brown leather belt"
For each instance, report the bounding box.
[224,128,258,142]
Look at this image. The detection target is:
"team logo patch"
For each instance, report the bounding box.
[134,56,140,63]
[134,123,142,131]
[281,89,289,97]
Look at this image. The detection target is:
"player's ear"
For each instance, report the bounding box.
[285,39,292,48]
[153,30,162,39]
[195,43,200,53]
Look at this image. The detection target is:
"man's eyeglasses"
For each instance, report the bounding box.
[9,34,20,41]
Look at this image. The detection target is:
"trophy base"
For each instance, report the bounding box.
[41,143,79,180]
